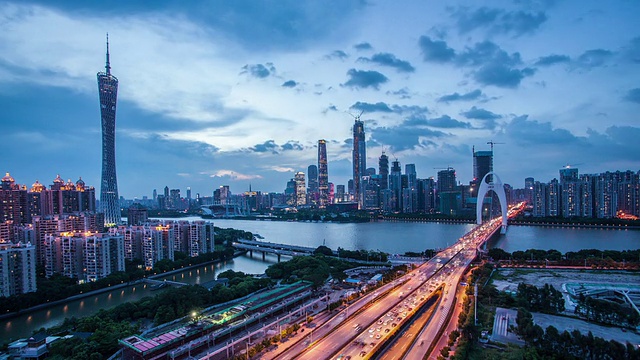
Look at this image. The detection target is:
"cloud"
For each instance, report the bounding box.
[535,54,571,66]
[248,139,305,153]
[575,49,613,69]
[343,69,389,90]
[418,36,456,63]
[241,63,276,78]
[358,53,415,73]
[281,140,303,151]
[437,89,483,102]
[456,41,522,67]
[505,115,581,145]
[624,88,640,104]
[451,6,547,36]
[350,101,429,116]
[249,140,279,153]
[428,115,472,129]
[209,170,263,181]
[386,88,412,99]
[325,50,348,60]
[625,36,640,63]
[461,106,501,120]
[353,42,372,51]
[350,101,393,113]
[268,166,295,173]
[474,63,535,88]
[282,80,297,88]
[370,121,447,152]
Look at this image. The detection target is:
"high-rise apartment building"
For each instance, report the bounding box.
[98,35,121,227]
[295,172,306,206]
[473,150,493,183]
[352,118,366,208]
[437,168,456,193]
[0,243,37,297]
[318,140,329,208]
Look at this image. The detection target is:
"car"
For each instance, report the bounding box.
[376,334,381,339]
[392,323,397,327]
[385,328,390,333]
[360,351,367,357]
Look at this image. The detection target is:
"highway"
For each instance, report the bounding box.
[294,202,526,360]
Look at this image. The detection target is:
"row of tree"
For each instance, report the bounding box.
[488,247,640,267]
[574,293,640,328]
[516,308,640,360]
[265,253,357,288]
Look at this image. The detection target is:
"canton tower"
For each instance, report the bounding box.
[98,34,121,227]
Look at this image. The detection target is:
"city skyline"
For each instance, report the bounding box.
[1,1,639,198]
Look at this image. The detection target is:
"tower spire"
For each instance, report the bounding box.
[105,33,111,75]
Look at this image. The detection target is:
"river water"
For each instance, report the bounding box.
[2,218,638,343]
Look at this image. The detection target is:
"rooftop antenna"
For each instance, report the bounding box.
[105,33,111,75]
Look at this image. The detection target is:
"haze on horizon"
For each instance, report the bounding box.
[1,0,639,198]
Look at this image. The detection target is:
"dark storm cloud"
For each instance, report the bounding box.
[354,42,373,51]
[326,50,348,60]
[241,63,276,78]
[624,88,640,104]
[461,106,501,120]
[343,69,389,90]
[282,80,297,88]
[575,49,613,69]
[418,36,456,63]
[437,89,483,103]
[474,64,535,88]
[451,6,547,36]
[535,54,571,66]
[358,53,416,73]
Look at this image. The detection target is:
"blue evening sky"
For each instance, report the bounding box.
[1,0,639,198]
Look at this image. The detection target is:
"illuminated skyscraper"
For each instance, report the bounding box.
[295,172,306,206]
[307,164,318,204]
[378,152,389,191]
[98,35,121,227]
[352,117,366,208]
[318,139,329,208]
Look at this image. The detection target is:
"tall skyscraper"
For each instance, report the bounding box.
[389,159,402,211]
[318,140,329,208]
[378,152,389,190]
[98,35,121,227]
[352,117,366,208]
[307,164,318,202]
[437,168,456,193]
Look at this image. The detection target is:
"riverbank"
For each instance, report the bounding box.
[509,220,640,230]
[0,251,248,322]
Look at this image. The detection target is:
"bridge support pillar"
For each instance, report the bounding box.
[249,250,253,257]
[277,254,281,262]
[262,251,266,261]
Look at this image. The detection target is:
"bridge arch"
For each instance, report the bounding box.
[476,172,508,233]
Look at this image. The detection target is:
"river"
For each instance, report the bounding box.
[2,218,638,343]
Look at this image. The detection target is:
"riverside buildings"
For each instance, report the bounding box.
[0,242,37,297]
[352,116,366,209]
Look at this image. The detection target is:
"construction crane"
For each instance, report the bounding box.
[433,167,454,171]
[486,140,505,152]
